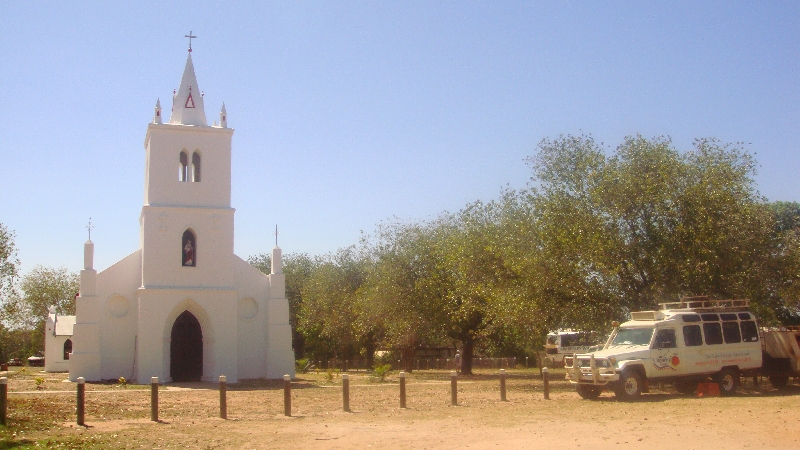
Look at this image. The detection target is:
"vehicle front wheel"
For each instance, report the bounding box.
[576,384,602,400]
[717,368,739,396]
[614,370,643,401]
[768,375,789,389]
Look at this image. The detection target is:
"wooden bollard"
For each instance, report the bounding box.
[1,377,7,426]
[500,369,507,401]
[342,373,350,412]
[450,371,458,406]
[283,374,291,416]
[399,371,407,408]
[76,377,85,426]
[542,367,550,400]
[150,377,159,422]
[219,375,227,419]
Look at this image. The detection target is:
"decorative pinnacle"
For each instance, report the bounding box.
[274,225,280,246]
[85,218,95,240]
[185,31,197,52]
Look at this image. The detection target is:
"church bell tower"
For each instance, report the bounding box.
[140,51,236,288]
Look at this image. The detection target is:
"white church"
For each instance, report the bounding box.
[67,46,295,383]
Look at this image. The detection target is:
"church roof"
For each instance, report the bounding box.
[169,53,207,126]
[48,313,76,336]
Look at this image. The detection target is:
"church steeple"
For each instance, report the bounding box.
[169,53,207,126]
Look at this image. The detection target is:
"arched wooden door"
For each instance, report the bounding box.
[170,310,203,382]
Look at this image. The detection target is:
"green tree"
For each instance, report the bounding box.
[769,201,800,234]
[7,266,79,329]
[525,134,785,328]
[0,223,20,314]
[297,247,371,368]
[1,266,78,357]
[359,221,449,372]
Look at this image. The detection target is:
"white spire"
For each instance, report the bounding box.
[220,103,227,128]
[169,53,207,126]
[153,99,162,124]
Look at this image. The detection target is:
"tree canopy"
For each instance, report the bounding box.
[247,134,796,366]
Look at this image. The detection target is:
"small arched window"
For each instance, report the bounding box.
[191,152,201,182]
[179,151,189,182]
[182,229,196,267]
[63,339,73,360]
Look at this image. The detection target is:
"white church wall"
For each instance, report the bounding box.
[44,334,71,372]
[95,250,142,380]
[140,206,235,288]
[232,256,270,378]
[137,289,239,383]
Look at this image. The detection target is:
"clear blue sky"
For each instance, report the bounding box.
[1,1,798,275]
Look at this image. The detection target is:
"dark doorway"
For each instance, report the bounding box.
[170,310,203,382]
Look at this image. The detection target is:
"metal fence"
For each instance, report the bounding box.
[316,357,519,371]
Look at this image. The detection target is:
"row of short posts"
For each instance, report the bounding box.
[2,368,552,426]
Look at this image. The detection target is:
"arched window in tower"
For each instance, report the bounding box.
[191,151,201,182]
[182,229,196,267]
[179,151,189,182]
[63,339,72,360]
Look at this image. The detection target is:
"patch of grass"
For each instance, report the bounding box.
[323,368,340,383]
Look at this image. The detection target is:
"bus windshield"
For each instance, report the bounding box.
[611,327,654,346]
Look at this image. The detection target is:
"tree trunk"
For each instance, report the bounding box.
[292,331,305,360]
[400,346,415,373]
[461,338,475,375]
[364,342,376,369]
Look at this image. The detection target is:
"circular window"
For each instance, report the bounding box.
[238,298,258,320]
[106,295,130,318]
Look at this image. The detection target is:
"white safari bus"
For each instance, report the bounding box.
[565,297,762,400]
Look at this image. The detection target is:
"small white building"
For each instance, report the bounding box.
[44,306,76,372]
[68,48,295,383]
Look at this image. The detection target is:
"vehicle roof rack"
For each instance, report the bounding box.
[659,296,750,312]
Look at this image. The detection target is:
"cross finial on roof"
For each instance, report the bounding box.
[185,31,197,52]
[274,225,280,246]
[86,217,95,241]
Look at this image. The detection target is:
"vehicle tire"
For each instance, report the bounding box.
[768,376,789,389]
[576,384,602,400]
[717,368,739,396]
[675,379,698,395]
[614,370,643,401]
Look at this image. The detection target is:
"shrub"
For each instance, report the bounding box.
[34,376,45,390]
[295,358,315,374]
[372,364,392,382]
[117,376,128,388]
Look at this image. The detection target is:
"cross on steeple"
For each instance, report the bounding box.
[274,225,280,246]
[185,31,197,52]
[86,218,95,241]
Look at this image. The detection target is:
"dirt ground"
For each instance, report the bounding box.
[1,367,799,449]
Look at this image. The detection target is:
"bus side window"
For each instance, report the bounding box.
[683,325,703,346]
[653,329,677,349]
[740,321,759,342]
[722,321,742,343]
[703,322,724,345]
